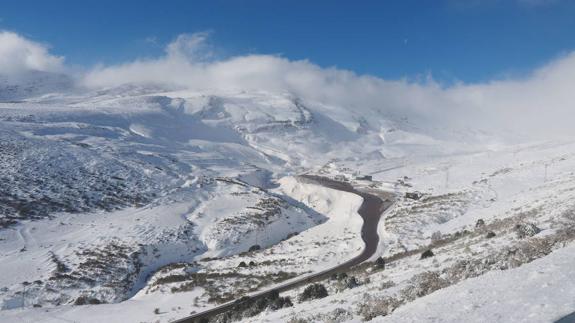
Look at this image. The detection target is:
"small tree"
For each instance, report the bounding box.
[375,257,385,270]
[420,249,434,259]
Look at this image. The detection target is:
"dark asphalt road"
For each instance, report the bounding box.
[172,175,394,323]
[556,312,575,323]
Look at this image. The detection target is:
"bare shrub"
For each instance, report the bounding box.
[312,307,353,322]
[299,283,328,302]
[400,271,449,301]
[287,317,309,323]
[514,223,541,239]
[431,231,442,244]
[356,294,402,321]
[380,280,396,290]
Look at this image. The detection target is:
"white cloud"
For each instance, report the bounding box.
[83,32,452,123]
[85,32,575,137]
[0,31,65,76]
[165,32,213,62]
[3,30,575,138]
[446,52,575,137]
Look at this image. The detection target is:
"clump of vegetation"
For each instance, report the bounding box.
[330,272,348,281]
[476,218,486,228]
[50,252,70,273]
[420,249,434,259]
[298,283,328,302]
[164,270,297,306]
[308,307,354,322]
[430,231,443,244]
[380,281,396,290]
[401,271,449,301]
[514,222,541,239]
[356,294,402,321]
[331,272,360,291]
[74,295,102,305]
[374,257,386,270]
[213,290,292,322]
[248,245,261,252]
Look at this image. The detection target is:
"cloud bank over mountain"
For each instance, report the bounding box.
[3,30,575,137]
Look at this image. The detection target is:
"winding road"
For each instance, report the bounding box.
[173,175,395,323]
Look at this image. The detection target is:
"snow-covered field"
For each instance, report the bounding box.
[1,80,575,323]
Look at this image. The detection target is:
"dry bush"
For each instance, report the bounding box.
[356,294,403,321]
[400,271,449,301]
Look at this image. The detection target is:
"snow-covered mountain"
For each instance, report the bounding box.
[1,82,575,323]
[0,71,74,102]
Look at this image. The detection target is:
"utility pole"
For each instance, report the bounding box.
[21,281,29,308]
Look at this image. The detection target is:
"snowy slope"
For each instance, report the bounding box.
[0,71,74,102]
[378,241,575,323]
[1,82,575,323]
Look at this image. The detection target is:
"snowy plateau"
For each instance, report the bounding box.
[0,76,575,323]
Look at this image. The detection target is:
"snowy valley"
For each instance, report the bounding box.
[0,75,575,323]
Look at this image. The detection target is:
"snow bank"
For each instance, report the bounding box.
[276,176,365,266]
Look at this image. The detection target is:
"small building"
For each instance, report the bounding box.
[356,175,373,181]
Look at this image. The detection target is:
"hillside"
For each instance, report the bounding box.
[0,83,574,323]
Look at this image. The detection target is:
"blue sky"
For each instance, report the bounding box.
[1,0,575,82]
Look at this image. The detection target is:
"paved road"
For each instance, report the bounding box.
[173,175,395,323]
[556,312,575,323]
